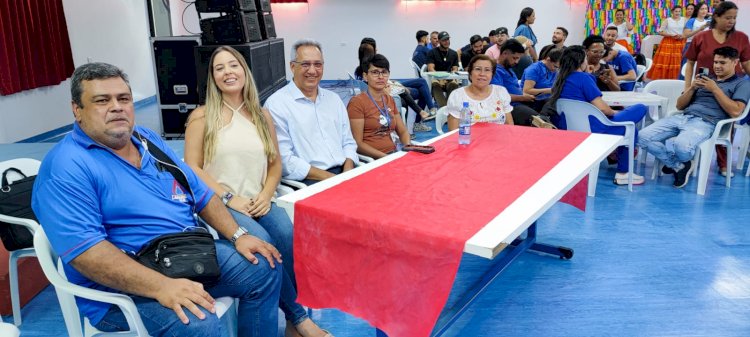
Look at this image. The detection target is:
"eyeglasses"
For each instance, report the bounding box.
[367,70,390,77]
[292,61,324,70]
[472,67,494,73]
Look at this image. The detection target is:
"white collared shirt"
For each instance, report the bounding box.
[264,81,359,181]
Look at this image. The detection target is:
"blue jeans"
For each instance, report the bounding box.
[638,114,714,170]
[399,78,436,109]
[228,206,309,325]
[94,241,282,337]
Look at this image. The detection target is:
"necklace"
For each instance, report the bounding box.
[437,48,448,62]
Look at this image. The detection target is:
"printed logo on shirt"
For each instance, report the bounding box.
[172,180,188,203]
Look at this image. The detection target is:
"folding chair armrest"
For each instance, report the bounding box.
[280,178,307,190]
[358,154,375,164]
[0,214,39,234]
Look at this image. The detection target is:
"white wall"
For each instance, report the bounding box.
[174,0,588,80]
[0,0,156,143]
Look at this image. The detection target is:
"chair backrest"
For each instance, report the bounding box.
[643,79,685,115]
[34,228,151,337]
[645,57,653,73]
[635,65,646,82]
[555,99,604,133]
[0,158,41,181]
[410,60,421,78]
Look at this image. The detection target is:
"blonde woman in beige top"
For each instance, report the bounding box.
[185,46,332,337]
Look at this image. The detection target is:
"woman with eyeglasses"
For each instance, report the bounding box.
[583,35,620,92]
[347,54,411,159]
[549,46,647,186]
[445,54,515,130]
[184,46,332,337]
[647,5,686,80]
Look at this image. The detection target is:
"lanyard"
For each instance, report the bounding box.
[366,91,391,127]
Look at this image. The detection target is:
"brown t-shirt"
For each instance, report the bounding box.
[347,92,399,154]
[686,30,750,76]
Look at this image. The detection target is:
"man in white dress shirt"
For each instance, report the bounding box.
[265,39,358,185]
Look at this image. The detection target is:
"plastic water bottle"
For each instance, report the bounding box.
[458,102,471,146]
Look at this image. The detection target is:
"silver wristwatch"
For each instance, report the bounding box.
[230,226,248,244]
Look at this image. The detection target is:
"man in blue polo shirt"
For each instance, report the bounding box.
[32,62,282,337]
[603,28,638,91]
[491,39,554,128]
[639,47,750,188]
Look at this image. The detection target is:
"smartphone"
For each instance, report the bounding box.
[698,67,710,78]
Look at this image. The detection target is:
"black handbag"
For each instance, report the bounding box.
[135,231,220,286]
[0,168,37,251]
[131,131,221,285]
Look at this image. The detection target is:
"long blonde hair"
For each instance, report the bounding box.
[202,46,276,163]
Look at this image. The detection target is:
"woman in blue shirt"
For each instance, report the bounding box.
[522,47,563,111]
[513,7,538,78]
[549,46,647,186]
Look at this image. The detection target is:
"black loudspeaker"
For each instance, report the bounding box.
[257,0,271,12]
[195,0,258,12]
[259,12,276,39]
[200,12,262,44]
[160,105,196,137]
[152,38,200,105]
[194,39,285,105]
[269,38,285,85]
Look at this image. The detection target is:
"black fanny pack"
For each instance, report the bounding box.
[135,231,220,286]
[130,131,220,286]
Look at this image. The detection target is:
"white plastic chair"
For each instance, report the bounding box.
[346,72,363,96]
[694,103,750,195]
[645,57,653,74]
[435,107,448,135]
[410,59,421,78]
[0,158,41,326]
[34,228,238,337]
[556,99,637,195]
[0,322,20,337]
[642,80,685,121]
[734,123,749,172]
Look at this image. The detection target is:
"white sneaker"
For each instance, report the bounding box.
[613,172,645,185]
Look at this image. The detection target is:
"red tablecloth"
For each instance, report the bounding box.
[294,124,590,337]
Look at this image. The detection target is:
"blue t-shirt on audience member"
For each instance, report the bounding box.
[412,45,430,68]
[608,50,637,91]
[560,71,602,103]
[491,64,523,106]
[521,61,556,100]
[31,124,213,325]
[514,24,537,47]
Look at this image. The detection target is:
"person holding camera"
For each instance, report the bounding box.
[639,46,750,188]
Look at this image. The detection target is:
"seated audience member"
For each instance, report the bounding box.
[413,30,431,68]
[459,34,485,68]
[487,29,499,47]
[639,46,750,187]
[32,62,282,337]
[429,31,439,50]
[348,54,411,159]
[485,27,509,61]
[490,39,553,128]
[583,35,621,91]
[356,43,433,133]
[522,47,563,111]
[427,31,460,107]
[446,54,515,130]
[603,26,629,53]
[265,39,359,185]
[538,26,568,60]
[549,46,647,185]
[184,46,331,337]
[603,45,638,91]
